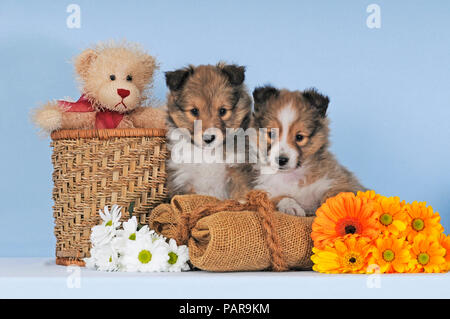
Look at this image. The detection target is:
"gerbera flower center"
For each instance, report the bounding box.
[345,225,356,234]
[417,252,430,265]
[336,218,362,236]
[129,233,136,240]
[380,213,393,226]
[412,218,425,231]
[138,249,152,264]
[168,252,178,265]
[105,220,112,227]
[382,249,395,262]
[343,253,361,267]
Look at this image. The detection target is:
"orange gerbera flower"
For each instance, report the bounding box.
[368,235,411,273]
[311,192,381,249]
[409,234,446,273]
[404,201,443,241]
[311,236,371,273]
[439,233,450,272]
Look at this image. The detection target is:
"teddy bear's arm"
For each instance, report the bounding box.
[32,101,63,133]
[128,107,167,129]
[60,112,96,130]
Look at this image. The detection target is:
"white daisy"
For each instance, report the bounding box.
[119,236,169,272]
[166,238,190,272]
[90,205,122,246]
[84,244,119,272]
[114,216,151,251]
[149,229,164,242]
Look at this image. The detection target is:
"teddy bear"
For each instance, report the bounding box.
[32,41,166,133]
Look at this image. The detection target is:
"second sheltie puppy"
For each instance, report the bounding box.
[165,63,253,200]
[252,86,364,216]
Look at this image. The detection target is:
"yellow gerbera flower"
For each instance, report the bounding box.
[368,235,411,273]
[311,236,372,274]
[375,196,409,237]
[439,233,450,272]
[409,234,446,273]
[404,201,443,241]
[357,190,382,201]
[357,191,408,236]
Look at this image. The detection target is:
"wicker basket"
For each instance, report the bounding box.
[50,128,168,266]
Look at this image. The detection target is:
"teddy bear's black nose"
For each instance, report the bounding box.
[117,89,130,98]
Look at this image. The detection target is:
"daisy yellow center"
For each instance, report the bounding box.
[129,233,136,240]
[105,220,112,227]
[382,249,395,262]
[138,250,152,264]
[417,252,430,265]
[109,256,112,263]
[380,213,393,226]
[412,218,425,231]
[168,252,178,265]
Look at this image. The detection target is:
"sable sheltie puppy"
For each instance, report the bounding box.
[165,63,253,200]
[252,86,364,216]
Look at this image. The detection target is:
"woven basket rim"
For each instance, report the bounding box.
[51,128,167,140]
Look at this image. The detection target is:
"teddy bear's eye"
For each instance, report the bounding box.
[126,75,133,82]
[110,75,116,81]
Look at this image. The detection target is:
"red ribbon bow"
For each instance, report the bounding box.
[57,95,124,129]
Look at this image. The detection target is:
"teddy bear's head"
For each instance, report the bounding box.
[74,42,157,113]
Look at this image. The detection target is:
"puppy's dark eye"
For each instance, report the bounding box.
[296,134,304,142]
[126,75,133,81]
[110,75,116,81]
[219,107,227,117]
[190,108,199,116]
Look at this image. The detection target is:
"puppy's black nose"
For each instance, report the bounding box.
[277,156,289,167]
[203,134,216,144]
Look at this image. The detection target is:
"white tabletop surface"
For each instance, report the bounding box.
[0,258,449,299]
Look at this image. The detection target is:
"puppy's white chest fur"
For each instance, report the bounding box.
[255,167,333,212]
[167,136,229,200]
[169,161,229,199]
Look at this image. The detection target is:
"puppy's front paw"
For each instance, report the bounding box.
[277,198,306,217]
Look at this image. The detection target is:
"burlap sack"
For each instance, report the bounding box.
[148,191,314,271]
[148,194,220,238]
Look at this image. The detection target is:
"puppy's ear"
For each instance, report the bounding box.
[302,88,330,117]
[252,85,280,107]
[74,49,98,79]
[165,67,194,91]
[220,64,246,86]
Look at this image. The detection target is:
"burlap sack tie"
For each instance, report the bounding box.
[176,190,288,271]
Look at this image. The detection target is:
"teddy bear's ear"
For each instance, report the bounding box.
[220,64,246,86]
[302,88,330,117]
[74,49,98,78]
[140,54,158,82]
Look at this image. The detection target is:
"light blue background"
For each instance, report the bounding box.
[0,0,449,257]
